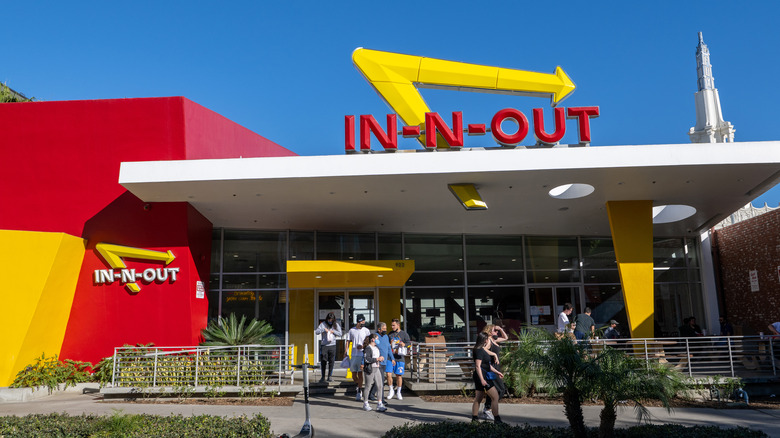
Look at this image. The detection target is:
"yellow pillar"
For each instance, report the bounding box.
[606,201,654,339]
[288,289,315,366]
[0,230,86,386]
[378,288,402,327]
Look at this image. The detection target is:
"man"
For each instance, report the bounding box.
[680,316,703,337]
[346,314,371,401]
[557,303,573,333]
[370,322,394,403]
[314,312,341,382]
[574,307,595,340]
[604,320,620,339]
[719,316,734,336]
[387,318,411,400]
[768,321,780,337]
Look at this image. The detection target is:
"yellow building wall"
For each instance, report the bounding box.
[0,230,86,386]
[288,289,315,365]
[606,201,654,339]
[378,288,402,327]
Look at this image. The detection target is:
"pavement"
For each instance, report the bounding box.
[2,389,780,438]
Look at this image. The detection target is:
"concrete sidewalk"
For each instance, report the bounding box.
[1,391,779,437]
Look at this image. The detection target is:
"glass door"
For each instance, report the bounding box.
[526,285,582,332]
[346,290,375,331]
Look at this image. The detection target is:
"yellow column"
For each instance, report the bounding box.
[606,201,654,339]
[0,231,86,386]
[288,289,315,366]
[378,288,402,327]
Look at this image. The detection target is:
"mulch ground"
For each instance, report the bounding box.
[102,397,295,406]
[421,394,780,410]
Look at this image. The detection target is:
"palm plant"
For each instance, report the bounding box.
[590,347,685,438]
[509,327,597,438]
[200,313,276,346]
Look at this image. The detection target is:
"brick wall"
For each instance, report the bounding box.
[713,209,780,334]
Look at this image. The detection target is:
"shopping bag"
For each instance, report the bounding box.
[340,356,350,368]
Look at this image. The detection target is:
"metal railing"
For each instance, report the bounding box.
[407,335,777,383]
[111,344,296,392]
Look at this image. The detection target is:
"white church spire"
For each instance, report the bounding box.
[689,32,735,143]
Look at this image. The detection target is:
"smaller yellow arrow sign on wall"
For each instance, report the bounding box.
[353,48,576,148]
[95,243,175,293]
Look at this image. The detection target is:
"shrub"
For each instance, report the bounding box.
[380,422,768,438]
[200,313,276,346]
[0,412,274,438]
[10,353,92,393]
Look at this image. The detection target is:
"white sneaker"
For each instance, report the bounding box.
[482,409,494,420]
[387,386,395,400]
[377,403,387,412]
[396,388,403,400]
[363,402,372,411]
[355,391,362,401]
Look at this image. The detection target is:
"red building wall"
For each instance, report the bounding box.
[0,97,295,366]
[713,209,780,334]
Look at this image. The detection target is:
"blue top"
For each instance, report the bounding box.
[375,333,395,366]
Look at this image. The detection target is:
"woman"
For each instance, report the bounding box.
[480,324,507,420]
[314,312,342,382]
[471,332,504,424]
[362,333,387,412]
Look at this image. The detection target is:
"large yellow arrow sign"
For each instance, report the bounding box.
[95,243,175,293]
[352,48,576,147]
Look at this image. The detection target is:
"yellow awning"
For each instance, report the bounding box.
[286,260,414,288]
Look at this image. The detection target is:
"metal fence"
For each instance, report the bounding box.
[407,335,777,383]
[111,344,296,391]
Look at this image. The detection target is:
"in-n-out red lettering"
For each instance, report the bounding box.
[345,106,599,152]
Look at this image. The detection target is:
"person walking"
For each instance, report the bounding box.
[574,307,595,340]
[346,314,371,401]
[480,324,507,421]
[314,312,342,382]
[370,322,394,403]
[361,334,387,412]
[387,318,410,400]
[471,332,504,424]
[557,303,573,334]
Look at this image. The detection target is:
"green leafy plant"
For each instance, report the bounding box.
[204,385,226,398]
[589,347,685,438]
[10,353,93,393]
[0,82,34,103]
[91,355,115,387]
[507,328,597,438]
[200,313,276,346]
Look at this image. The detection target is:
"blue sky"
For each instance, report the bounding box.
[4,1,779,207]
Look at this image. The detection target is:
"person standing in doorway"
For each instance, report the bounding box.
[346,314,371,401]
[387,318,410,400]
[574,307,595,340]
[557,303,573,333]
[314,312,341,383]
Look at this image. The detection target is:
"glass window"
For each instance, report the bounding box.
[316,232,376,261]
[378,233,402,260]
[290,232,314,261]
[467,271,525,286]
[527,286,555,326]
[404,234,463,271]
[404,287,466,342]
[653,238,686,268]
[653,269,688,283]
[407,272,464,287]
[222,274,286,289]
[211,229,222,273]
[684,238,700,268]
[219,290,286,341]
[583,284,625,328]
[207,290,221,322]
[525,237,579,271]
[580,238,617,269]
[222,230,287,273]
[583,270,620,284]
[465,235,524,270]
[468,287,525,339]
[525,270,578,283]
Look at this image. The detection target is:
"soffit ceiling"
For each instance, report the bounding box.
[119,141,780,238]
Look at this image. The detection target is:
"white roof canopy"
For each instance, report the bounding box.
[119,141,780,237]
